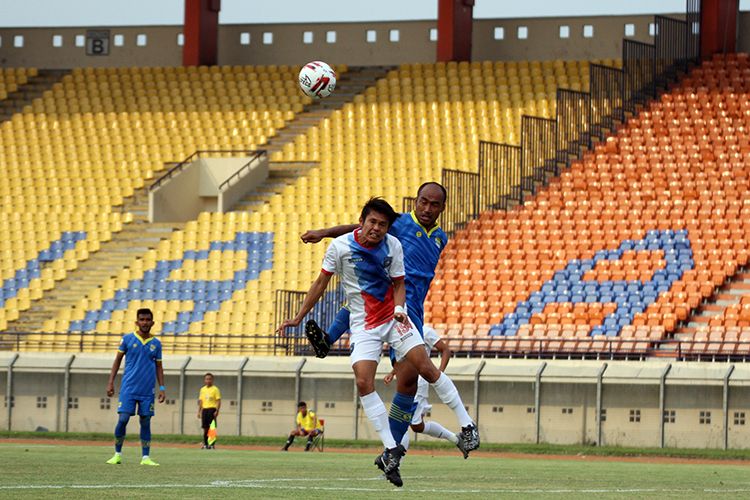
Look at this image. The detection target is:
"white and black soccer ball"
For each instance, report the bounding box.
[298,60,337,99]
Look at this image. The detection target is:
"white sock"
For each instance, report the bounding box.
[360,392,397,449]
[431,372,474,428]
[115,452,122,457]
[423,421,459,444]
[400,430,411,449]
[142,455,149,459]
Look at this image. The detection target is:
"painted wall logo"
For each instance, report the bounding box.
[489,230,694,337]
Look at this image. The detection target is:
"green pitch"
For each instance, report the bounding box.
[1,442,749,499]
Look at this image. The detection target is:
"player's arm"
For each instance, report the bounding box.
[276,271,333,333]
[434,339,453,372]
[106,351,125,397]
[197,395,203,418]
[300,224,359,244]
[156,360,166,403]
[215,395,221,417]
[392,277,407,322]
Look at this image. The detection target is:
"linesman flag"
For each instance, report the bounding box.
[207,419,217,446]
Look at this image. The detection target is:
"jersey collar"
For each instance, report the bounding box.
[133,332,155,345]
[409,211,441,238]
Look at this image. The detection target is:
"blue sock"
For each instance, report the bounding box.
[388,392,415,447]
[326,307,350,344]
[140,416,152,457]
[114,413,129,453]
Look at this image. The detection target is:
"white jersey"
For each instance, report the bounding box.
[321,230,405,333]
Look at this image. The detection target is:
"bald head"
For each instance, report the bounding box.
[414,182,447,229]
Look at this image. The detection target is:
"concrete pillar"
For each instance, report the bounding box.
[437,0,474,62]
[183,0,221,66]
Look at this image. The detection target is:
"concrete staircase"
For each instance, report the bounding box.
[673,270,750,339]
[263,65,394,154]
[0,69,69,122]
[5,183,183,333]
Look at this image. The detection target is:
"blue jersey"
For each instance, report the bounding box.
[118,332,162,397]
[388,212,448,333]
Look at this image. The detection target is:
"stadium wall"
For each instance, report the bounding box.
[0,13,673,69]
[3,352,750,449]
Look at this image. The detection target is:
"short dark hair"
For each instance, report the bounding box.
[417,182,447,203]
[297,401,307,408]
[360,197,398,226]
[136,308,153,319]
[204,372,214,378]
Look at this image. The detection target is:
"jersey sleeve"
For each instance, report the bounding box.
[198,388,205,402]
[155,340,163,362]
[117,335,128,353]
[214,387,221,400]
[321,240,339,275]
[389,237,406,279]
[296,412,302,426]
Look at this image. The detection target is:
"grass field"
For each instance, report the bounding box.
[2,440,750,499]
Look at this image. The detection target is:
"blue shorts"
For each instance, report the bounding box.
[118,394,155,416]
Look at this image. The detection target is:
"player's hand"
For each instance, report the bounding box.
[301,229,325,244]
[276,318,300,335]
[394,312,407,323]
[214,410,219,418]
[383,373,395,385]
[106,383,114,398]
[197,412,201,419]
[158,390,166,403]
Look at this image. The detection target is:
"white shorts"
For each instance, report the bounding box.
[349,318,424,366]
[411,397,432,425]
[411,376,431,425]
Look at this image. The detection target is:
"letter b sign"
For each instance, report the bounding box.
[86,30,110,56]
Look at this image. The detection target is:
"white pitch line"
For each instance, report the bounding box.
[2,482,750,494]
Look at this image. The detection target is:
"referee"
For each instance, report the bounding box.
[197,373,221,449]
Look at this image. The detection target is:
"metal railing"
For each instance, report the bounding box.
[148,149,262,192]
[555,89,591,167]
[440,168,480,236]
[5,331,748,362]
[478,141,521,211]
[0,332,290,356]
[590,63,624,141]
[218,150,268,191]
[623,39,657,114]
[521,116,557,196]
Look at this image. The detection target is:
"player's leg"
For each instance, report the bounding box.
[282,428,301,450]
[138,398,159,466]
[422,420,459,445]
[107,396,135,464]
[305,306,350,358]
[350,334,404,486]
[304,429,317,451]
[201,409,213,448]
[387,357,418,448]
[397,325,480,456]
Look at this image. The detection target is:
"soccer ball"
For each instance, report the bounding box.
[298,61,337,99]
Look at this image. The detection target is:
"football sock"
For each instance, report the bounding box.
[360,392,397,449]
[388,392,415,447]
[431,373,474,428]
[326,307,350,344]
[114,413,129,453]
[283,434,295,450]
[423,421,459,444]
[139,416,152,457]
[203,427,209,446]
[400,430,411,449]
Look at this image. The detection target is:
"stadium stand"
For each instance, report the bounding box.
[426,53,750,357]
[11,58,599,353]
[0,67,35,100]
[0,64,311,339]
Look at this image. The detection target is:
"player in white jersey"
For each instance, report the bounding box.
[384,325,460,450]
[276,198,422,487]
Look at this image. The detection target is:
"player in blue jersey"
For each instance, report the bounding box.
[105,308,165,466]
[300,182,480,457]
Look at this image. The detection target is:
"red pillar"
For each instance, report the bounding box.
[436,0,474,62]
[700,0,739,58]
[183,0,221,66]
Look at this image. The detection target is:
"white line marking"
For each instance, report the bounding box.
[2,482,750,494]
